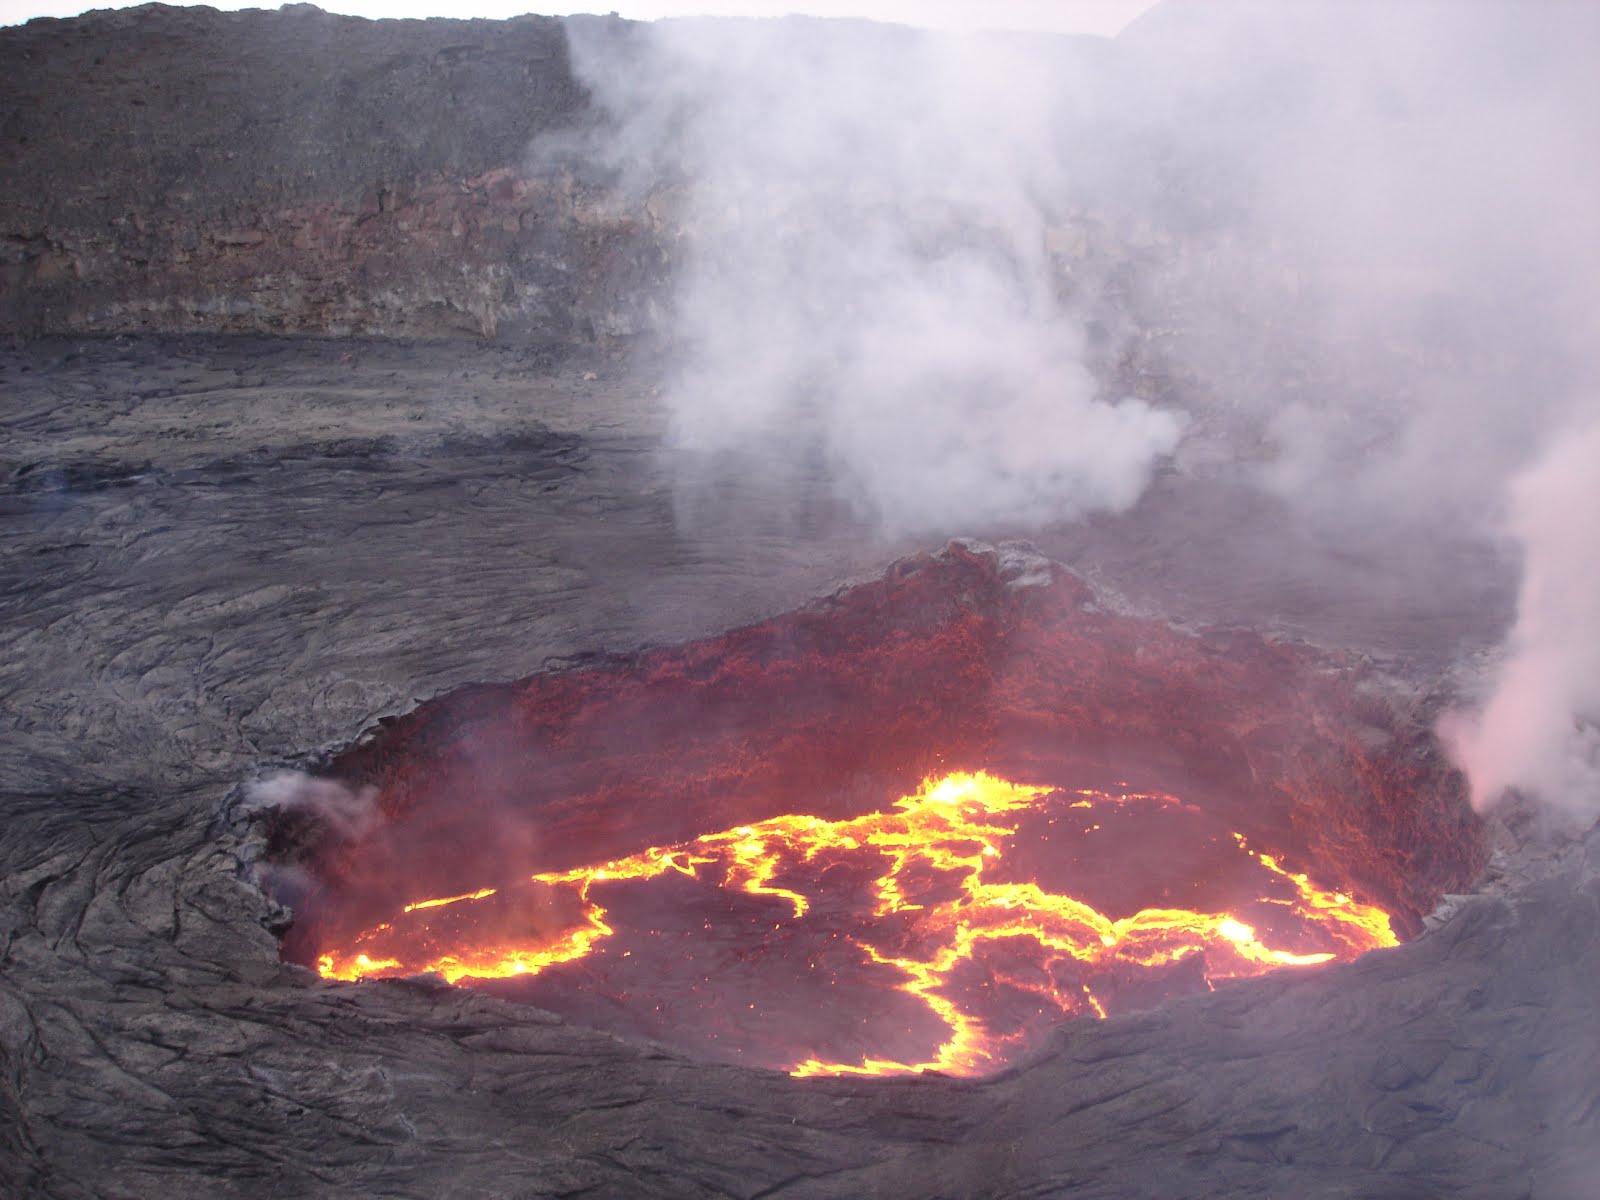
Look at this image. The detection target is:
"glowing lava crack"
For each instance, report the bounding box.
[314,772,1397,1077]
[275,547,1481,1077]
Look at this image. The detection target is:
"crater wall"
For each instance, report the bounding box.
[0,4,665,340]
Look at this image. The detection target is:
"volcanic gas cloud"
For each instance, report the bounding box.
[263,543,1484,1077]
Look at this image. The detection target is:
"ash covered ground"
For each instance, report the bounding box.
[4,3,1600,1198]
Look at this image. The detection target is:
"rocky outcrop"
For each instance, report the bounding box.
[0,5,666,340]
[0,3,1351,368]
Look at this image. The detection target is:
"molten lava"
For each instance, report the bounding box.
[269,545,1482,1078]
[313,771,1396,1077]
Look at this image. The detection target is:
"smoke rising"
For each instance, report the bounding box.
[240,771,381,841]
[550,3,1600,818]
[1443,422,1600,819]
[556,17,1184,536]
[1145,2,1600,820]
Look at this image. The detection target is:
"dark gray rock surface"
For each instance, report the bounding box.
[1,5,662,339]
[1,335,1594,1199]
[5,2,1597,1195]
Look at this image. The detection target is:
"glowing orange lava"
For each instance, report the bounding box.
[313,772,1397,1076]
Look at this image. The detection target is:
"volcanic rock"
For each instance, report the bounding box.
[3,3,1599,1198]
[0,334,1593,1198]
[0,5,662,341]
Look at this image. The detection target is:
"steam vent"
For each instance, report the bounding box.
[5,3,1600,1199]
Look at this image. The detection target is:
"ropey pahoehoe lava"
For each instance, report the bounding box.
[261,543,1484,1077]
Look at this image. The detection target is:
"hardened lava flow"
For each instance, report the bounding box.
[258,544,1485,1077]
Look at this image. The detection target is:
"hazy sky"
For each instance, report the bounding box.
[0,0,1157,35]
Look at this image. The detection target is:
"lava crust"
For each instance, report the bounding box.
[263,543,1484,1073]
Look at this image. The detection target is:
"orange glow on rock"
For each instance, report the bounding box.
[312,771,1396,1077]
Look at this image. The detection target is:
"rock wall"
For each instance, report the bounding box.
[6,0,1571,466]
[0,4,1316,368]
[0,4,666,341]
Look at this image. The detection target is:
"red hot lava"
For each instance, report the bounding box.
[265,543,1485,1076]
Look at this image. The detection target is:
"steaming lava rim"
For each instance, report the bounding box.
[264,544,1484,1080]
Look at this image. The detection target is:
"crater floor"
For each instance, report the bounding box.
[2,336,1596,1200]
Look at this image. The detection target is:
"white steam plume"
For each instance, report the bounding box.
[1113,2,1600,539]
[559,17,1184,536]
[1444,422,1600,819]
[1108,3,1600,822]
[239,771,381,841]
[551,5,1600,824]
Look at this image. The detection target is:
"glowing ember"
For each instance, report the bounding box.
[312,771,1396,1076]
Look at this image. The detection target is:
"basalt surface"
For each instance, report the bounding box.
[4,2,1598,1197]
[266,540,1483,1077]
[1,335,1596,1199]
[0,5,665,341]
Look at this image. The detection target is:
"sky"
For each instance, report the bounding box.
[0,0,1157,36]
